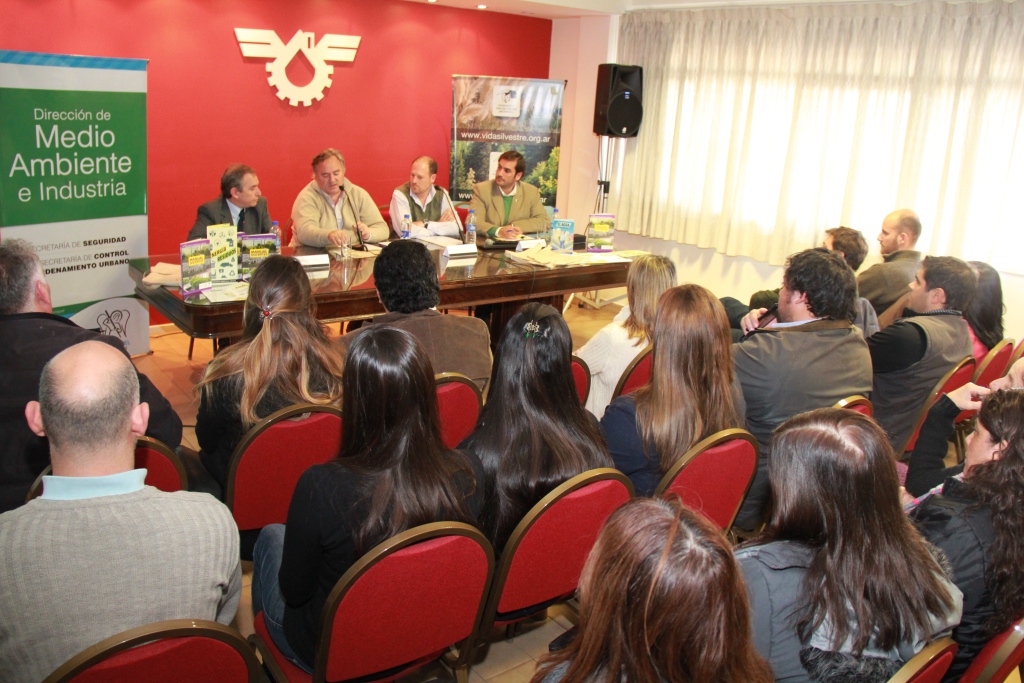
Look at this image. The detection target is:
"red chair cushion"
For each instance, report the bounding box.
[436,382,479,449]
[497,479,630,615]
[619,353,652,397]
[233,412,342,530]
[663,437,757,531]
[254,612,312,683]
[908,650,955,683]
[135,446,183,493]
[958,620,1024,683]
[571,361,589,404]
[976,343,1014,390]
[325,535,488,681]
[67,637,249,683]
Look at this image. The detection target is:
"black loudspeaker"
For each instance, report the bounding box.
[593,64,643,138]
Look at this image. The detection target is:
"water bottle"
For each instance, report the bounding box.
[550,208,560,249]
[270,220,282,247]
[401,214,411,240]
[465,209,477,245]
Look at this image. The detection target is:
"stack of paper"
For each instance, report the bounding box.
[505,245,591,268]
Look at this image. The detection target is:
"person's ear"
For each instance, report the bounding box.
[930,286,947,308]
[35,279,52,309]
[25,401,46,437]
[130,402,150,437]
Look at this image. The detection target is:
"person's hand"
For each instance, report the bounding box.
[354,222,372,242]
[439,208,456,222]
[899,486,915,507]
[327,230,349,246]
[991,358,1024,391]
[497,224,523,240]
[740,308,768,335]
[946,382,990,411]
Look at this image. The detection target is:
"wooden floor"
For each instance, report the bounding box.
[129,299,621,683]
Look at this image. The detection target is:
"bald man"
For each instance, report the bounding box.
[388,156,463,239]
[857,209,924,316]
[0,341,240,683]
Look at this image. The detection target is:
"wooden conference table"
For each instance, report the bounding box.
[129,245,630,343]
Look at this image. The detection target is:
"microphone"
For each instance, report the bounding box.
[436,185,464,240]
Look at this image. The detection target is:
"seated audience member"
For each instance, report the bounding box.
[0,341,240,683]
[461,303,611,552]
[732,248,872,529]
[531,497,773,683]
[909,389,1024,681]
[337,240,491,391]
[251,327,482,672]
[870,256,976,452]
[195,255,343,491]
[737,409,962,683]
[388,156,462,238]
[469,150,550,240]
[575,255,676,419]
[858,209,924,316]
[290,148,389,247]
[602,285,745,497]
[964,261,1004,364]
[0,239,182,514]
[187,163,271,241]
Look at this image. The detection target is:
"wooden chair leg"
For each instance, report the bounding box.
[187,336,195,361]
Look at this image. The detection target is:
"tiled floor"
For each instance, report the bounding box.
[130,300,620,682]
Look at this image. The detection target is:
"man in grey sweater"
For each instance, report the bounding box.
[0,341,241,683]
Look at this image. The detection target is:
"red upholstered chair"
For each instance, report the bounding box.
[454,469,633,673]
[611,346,652,399]
[25,437,188,503]
[41,619,263,683]
[570,355,591,404]
[974,339,1015,389]
[957,616,1024,683]
[224,403,343,533]
[378,205,392,233]
[834,395,874,417]
[251,522,493,683]
[899,356,975,455]
[652,429,759,533]
[456,206,469,224]
[436,373,483,449]
[885,637,958,683]
[1006,339,1024,374]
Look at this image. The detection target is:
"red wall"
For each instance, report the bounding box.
[2,0,552,256]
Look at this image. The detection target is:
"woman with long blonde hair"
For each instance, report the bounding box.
[194,255,343,491]
[601,284,744,496]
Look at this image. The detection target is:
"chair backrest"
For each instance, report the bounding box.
[974,338,1015,389]
[482,469,633,630]
[26,437,188,503]
[1006,339,1024,375]
[886,637,958,683]
[958,616,1024,683]
[611,346,653,399]
[378,204,392,230]
[225,403,343,531]
[42,619,263,683]
[834,395,874,417]
[436,373,483,449]
[315,522,493,682]
[134,436,188,493]
[570,355,591,404]
[901,356,975,454]
[653,429,759,533]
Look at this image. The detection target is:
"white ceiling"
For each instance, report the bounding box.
[403,0,863,19]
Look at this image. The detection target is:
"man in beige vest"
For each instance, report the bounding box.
[869,256,976,453]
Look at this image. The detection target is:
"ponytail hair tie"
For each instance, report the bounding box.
[260,309,272,321]
[524,320,541,339]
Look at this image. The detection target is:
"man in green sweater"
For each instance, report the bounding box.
[469,150,550,240]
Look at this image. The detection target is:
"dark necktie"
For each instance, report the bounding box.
[237,208,246,229]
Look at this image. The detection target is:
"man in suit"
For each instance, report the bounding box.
[469,150,550,240]
[187,164,272,241]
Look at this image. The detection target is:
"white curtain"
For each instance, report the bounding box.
[613,1,1024,270]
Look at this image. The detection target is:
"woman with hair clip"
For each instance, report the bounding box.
[194,255,343,492]
[600,284,745,497]
[736,409,962,683]
[531,497,773,683]
[908,387,1024,681]
[964,261,1004,363]
[460,302,611,553]
[574,254,676,418]
[250,326,484,672]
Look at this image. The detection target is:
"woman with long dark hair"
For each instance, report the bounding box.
[964,261,1004,363]
[737,409,962,682]
[575,254,676,418]
[251,326,483,671]
[461,302,610,552]
[601,284,744,496]
[195,255,343,490]
[532,497,773,683]
[909,389,1024,681]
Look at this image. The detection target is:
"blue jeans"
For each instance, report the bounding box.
[252,524,314,673]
